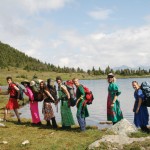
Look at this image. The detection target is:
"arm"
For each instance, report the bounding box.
[61,85,70,99]
[136,98,142,114]
[44,90,55,102]
[14,85,20,99]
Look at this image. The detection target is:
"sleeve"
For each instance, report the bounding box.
[112,83,121,96]
[26,88,34,101]
[78,86,85,100]
[137,89,145,100]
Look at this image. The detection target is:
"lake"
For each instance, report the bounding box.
[5,78,150,128]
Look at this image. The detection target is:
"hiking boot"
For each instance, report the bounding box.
[17,119,21,124]
[51,117,57,129]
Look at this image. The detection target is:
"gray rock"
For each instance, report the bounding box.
[0,123,5,127]
[22,140,29,145]
[107,118,137,136]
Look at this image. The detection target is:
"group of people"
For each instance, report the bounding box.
[0,73,149,133]
[0,76,89,131]
[107,73,149,133]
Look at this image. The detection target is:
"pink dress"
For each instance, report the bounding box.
[24,87,41,124]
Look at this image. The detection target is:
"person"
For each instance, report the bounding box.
[39,81,57,128]
[73,78,89,131]
[132,81,149,133]
[56,76,75,129]
[1,77,21,123]
[107,73,123,125]
[21,80,41,125]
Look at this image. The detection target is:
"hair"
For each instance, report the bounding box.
[6,76,12,81]
[132,81,138,84]
[56,76,62,81]
[72,78,78,82]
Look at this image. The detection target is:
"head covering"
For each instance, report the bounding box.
[107,73,114,78]
[21,80,30,86]
[30,80,35,86]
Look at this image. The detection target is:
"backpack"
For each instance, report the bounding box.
[30,79,43,102]
[140,81,150,107]
[64,80,76,107]
[47,79,57,102]
[82,85,94,105]
[13,83,24,101]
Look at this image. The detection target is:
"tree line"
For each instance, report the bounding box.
[0,42,150,76]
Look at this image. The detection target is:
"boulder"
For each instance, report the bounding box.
[0,123,5,127]
[107,118,137,136]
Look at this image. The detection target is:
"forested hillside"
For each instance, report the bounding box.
[0,42,84,73]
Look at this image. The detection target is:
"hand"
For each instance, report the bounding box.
[136,108,139,114]
[82,100,87,107]
[111,104,114,107]
[76,99,80,107]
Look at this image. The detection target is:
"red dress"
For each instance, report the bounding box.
[6,83,19,110]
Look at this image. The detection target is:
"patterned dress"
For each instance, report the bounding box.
[58,84,75,127]
[107,82,123,123]
[133,89,149,127]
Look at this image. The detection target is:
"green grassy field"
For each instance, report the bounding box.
[1,68,150,150]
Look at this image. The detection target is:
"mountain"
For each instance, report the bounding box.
[113,65,131,71]
[0,42,84,73]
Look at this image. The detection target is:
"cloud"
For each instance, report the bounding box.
[19,0,73,14]
[88,8,112,20]
[144,15,150,22]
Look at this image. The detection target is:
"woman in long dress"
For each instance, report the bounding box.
[107,73,123,125]
[39,81,57,128]
[21,80,41,125]
[132,81,149,133]
[56,76,75,129]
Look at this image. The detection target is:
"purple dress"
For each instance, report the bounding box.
[133,89,149,127]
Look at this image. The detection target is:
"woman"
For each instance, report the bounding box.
[132,81,149,133]
[39,81,57,128]
[21,80,41,125]
[107,73,123,125]
[73,78,89,131]
[56,76,75,129]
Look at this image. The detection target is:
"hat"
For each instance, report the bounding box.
[30,80,35,86]
[107,73,114,78]
[21,80,30,85]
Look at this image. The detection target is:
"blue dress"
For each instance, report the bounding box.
[133,89,149,127]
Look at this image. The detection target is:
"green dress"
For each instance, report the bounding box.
[107,82,123,123]
[58,84,75,126]
[76,85,89,118]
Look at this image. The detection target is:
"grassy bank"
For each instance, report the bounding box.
[0,95,150,150]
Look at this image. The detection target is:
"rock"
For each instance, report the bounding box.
[1,141,8,144]
[0,118,3,122]
[107,118,137,136]
[0,123,5,127]
[88,140,101,149]
[22,140,29,145]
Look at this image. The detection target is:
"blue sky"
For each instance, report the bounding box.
[0,0,150,70]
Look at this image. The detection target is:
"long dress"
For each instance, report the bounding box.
[24,87,41,124]
[107,82,123,123]
[6,83,19,110]
[133,89,149,127]
[58,84,75,127]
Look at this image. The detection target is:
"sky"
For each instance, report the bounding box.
[0,0,150,70]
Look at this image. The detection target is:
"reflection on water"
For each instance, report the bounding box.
[15,78,150,128]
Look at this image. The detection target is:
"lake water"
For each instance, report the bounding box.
[3,78,150,128]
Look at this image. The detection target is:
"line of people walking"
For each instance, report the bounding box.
[0,73,149,133]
